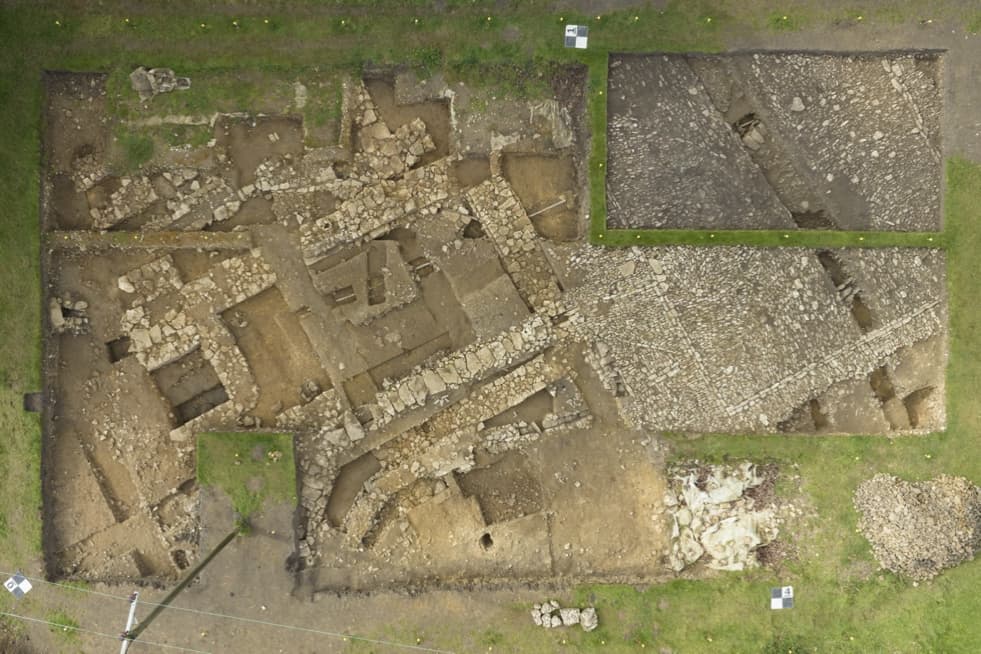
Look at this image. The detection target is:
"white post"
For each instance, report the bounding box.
[119,592,139,654]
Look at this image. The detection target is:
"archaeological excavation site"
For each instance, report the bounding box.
[38,50,947,592]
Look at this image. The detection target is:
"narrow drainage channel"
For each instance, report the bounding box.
[814,250,912,430]
[726,102,839,230]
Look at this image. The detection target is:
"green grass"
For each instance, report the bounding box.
[0,12,43,565]
[107,68,293,120]
[970,12,981,35]
[0,616,30,652]
[596,228,943,249]
[303,81,343,129]
[587,51,608,245]
[45,610,79,644]
[196,432,297,521]
[114,128,155,172]
[767,11,805,31]
[942,157,981,434]
[158,124,213,148]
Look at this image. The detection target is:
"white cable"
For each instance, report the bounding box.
[0,610,213,653]
[0,571,455,653]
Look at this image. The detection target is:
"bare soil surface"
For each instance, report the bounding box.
[502,153,580,241]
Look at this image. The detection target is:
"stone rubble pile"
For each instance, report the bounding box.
[531,600,598,632]
[70,152,109,192]
[117,254,183,302]
[48,295,90,335]
[129,67,191,101]
[150,174,241,231]
[465,176,563,316]
[664,462,780,572]
[481,377,592,454]
[300,157,453,263]
[89,176,158,230]
[121,302,199,369]
[854,474,981,580]
[352,82,436,181]
[275,388,344,431]
[364,314,554,432]
[88,169,250,233]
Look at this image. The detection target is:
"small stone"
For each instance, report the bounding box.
[49,299,65,330]
[580,608,598,632]
[559,608,581,626]
[421,369,446,394]
[118,276,135,293]
[790,96,805,112]
[531,609,542,626]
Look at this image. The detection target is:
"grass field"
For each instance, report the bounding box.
[1,1,980,652]
[196,432,297,521]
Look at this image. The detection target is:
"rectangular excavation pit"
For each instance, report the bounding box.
[501,153,580,241]
[606,51,943,231]
[106,335,132,363]
[367,332,453,386]
[38,64,952,601]
[40,69,602,589]
[312,239,418,324]
[151,348,228,427]
[221,286,331,423]
[483,388,555,430]
[455,450,544,525]
[363,76,451,165]
[326,452,382,528]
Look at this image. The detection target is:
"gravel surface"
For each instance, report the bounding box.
[855,474,981,580]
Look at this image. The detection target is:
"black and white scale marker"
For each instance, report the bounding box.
[564,25,588,49]
[770,586,794,610]
[4,573,32,599]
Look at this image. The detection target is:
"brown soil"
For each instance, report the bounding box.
[502,153,580,240]
[215,115,304,188]
[326,453,382,527]
[39,62,665,597]
[456,451,544,524]
[452,156,491,187]
[151,347,227,426]
[221,286,331,424]
[744,462,779,507]
[42,73,109,231]
[43,248,195,581]
[364,77,451,164]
